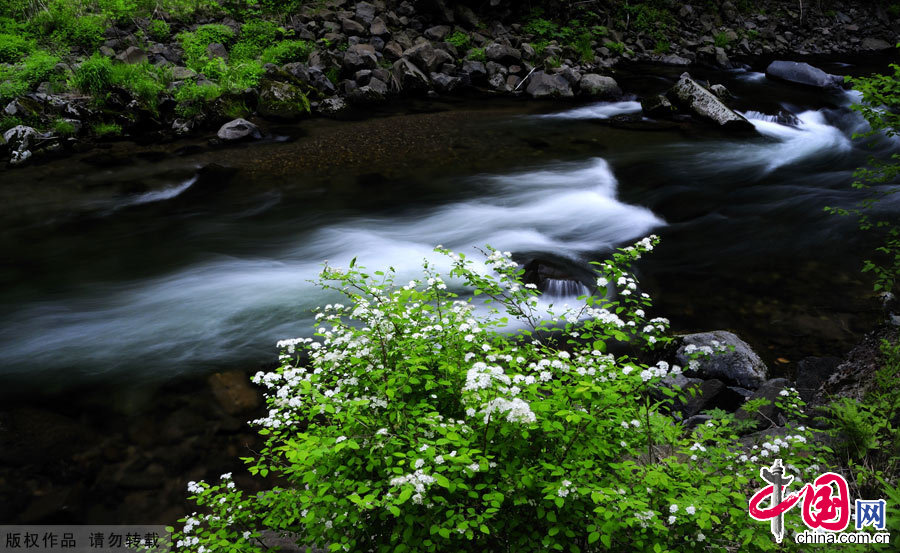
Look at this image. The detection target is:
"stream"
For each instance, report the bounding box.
[1,63,896,396]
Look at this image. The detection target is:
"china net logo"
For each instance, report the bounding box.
[748,459,891,545]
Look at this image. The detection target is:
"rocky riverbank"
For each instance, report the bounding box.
[1,0,898,168]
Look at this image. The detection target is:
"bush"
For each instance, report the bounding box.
[714,31,730,48]
[0,33,32,62]
[446,31,470,51]
[108,61,170,111]
[98,0,138,22]
[52,118,77,135]
[171,237,827,553]
[72,53,113,95]
[178,23,235,71]
[148,19,171,41]
[605,40,625,55]
[259,39,314,65]
[467,47,486,62]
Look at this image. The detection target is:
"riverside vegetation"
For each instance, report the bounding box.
[1,0,899,166]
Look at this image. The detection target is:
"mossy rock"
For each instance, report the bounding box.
[257,79,310,120]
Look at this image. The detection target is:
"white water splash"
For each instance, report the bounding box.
[538,101,643,120]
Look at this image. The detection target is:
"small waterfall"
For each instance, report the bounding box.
[538,101,643,120]
[543,278,590,298]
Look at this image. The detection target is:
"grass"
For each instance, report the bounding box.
[92,121,122,136]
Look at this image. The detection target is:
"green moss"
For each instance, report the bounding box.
[259,40,314,65]
[148,19,171,41]
[0,33,32,62]
[92,121,122,136]
[467,47,486,62]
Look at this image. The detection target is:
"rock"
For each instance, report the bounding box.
[172,118,192,134]
[206,42,228,61]
[370,17,389,36]
[579,74,621,99]
[402,42,451,73]
[676,330,768,389]
[659,54,691,65]
[116,46,148,64]
[795,357,840,403]
[207,370,261,415]
[861,37,893,51]
[391,58,430,94]
[217,118,262,142]
[258,80,309,119]
[343,43,379,71]
[355,1,377,25]
[318,96,348,115]
[679,379,748,418]
[4,96,42,118]
[3,125,38,166]
[641,94,675,118]
[455,4,479,28]
[525,71,573,99]
[460,60,487,85]
[424,25,451,41]
[667,73,754,131]
[765,60,843,88]
[735,378,792,428]
[709,83,733,102]
[171,66,197,80]
[347,77,389,103]
[430,72,461,93]
[485,43,522,64]
[383,40,404,60]
[342,18,367,35]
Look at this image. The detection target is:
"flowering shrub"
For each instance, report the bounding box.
[172,237,826,552]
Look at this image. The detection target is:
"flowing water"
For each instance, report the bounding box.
[1,64,897,397]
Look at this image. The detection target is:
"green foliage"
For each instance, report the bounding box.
[72,53,113,95]
[0,115,24,132]
[98,0,137,22]
[230,19,282,60]
[0,49,61,103]
[259,40,314,65]
[109,61,171,111]
[0,33,32,62]
[714,31,731,48]
[178,23,235,71]
[148,19,171,41]
[467,47,486,62]
[605,40,626,55]
[446,31,470,51]
[653,40,671,54]
[219,59,264,91]
[573,31,594,63]
[52,118,76,135]
[170,236,829,553]
[324,65,339,84]
[173,81,221,117]
[92,121,121,136]
[828,63,900,295]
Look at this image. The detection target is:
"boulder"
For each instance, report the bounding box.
[795,357,840,403]
[116,46,148,64]
[659,53,691,65]
[206,42,228,61]
[765,60,843,88]
[342,18,367,35]
[318,96,348,115]
[355,1,377,25]
[679,378,748,418]
[667,73,754,130]
[525,71,573,99]
[258,80,309,119]
[4,96,42,118]
[3,125,39,166]
[343,43,379,71]
[217,118,262,141]
[709,84,733,102]
[430,72,461,93]
[579,74,621,99]
[347,77,389,103]
[460,60,487,86]
[391,58,430,94]
[424,25,451,41]
[402,42,451,73]
[861,37,893,51]
[171,66,197,80]
[641,94,675,118]
[735,378,792,428]
[676,330,768,389]
[485,43,522,64]
[370,17,389,36]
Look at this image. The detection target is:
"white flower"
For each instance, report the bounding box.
[779,390,790,396]
[335,436,347,443]
[668,515,677,525]
[631,419,640,427]
[697,533,706,542]
[414,458,425,469]
[669,504,678,514]
[468,463,480,472]
[685,505,696,515]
